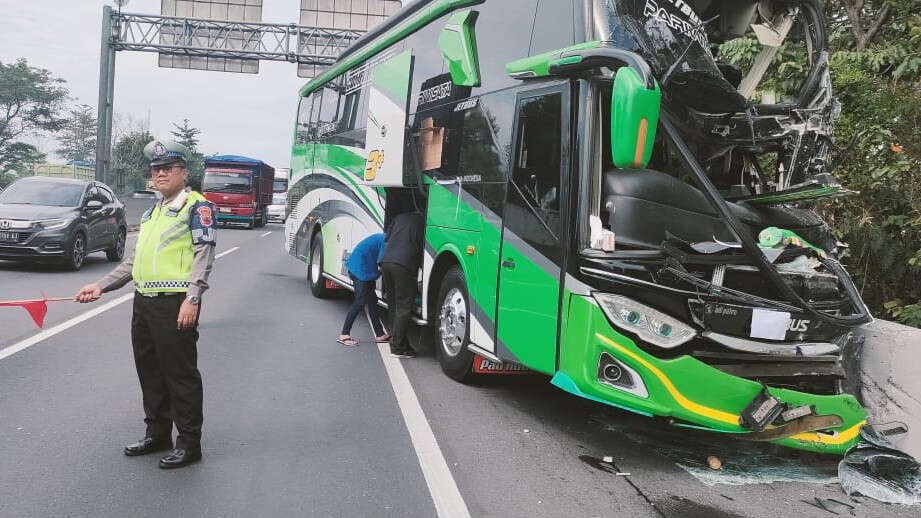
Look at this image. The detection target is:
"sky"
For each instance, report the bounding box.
[0,0,313,171]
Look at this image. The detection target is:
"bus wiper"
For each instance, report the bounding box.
[660,263,800,312]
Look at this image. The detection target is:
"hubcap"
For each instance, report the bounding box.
[73,235,85,266]
[116,232,125,256]
[310,242,321,284]
[438,288,467,357]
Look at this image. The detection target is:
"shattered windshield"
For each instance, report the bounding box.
[595,0,748,113]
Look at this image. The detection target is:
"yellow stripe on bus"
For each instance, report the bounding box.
[596,333,863,445]
[597,334,738,425]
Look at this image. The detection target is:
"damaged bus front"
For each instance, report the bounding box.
[533,0,872,454]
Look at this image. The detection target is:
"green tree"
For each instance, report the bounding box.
[170,118,205,183]
[56,104,96,163]
[0,58,68,173]
[112,129,154,192]
[0,142,45,183]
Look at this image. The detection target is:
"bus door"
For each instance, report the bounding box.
[496,84,570,374]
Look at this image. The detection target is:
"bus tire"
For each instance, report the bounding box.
[435,266,475,381]
[308,234,332,298]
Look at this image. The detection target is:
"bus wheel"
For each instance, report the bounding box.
[436,266,475,381]
[308,235,332,298]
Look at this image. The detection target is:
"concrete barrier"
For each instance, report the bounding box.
[856,320,921,458]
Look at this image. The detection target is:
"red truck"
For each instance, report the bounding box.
[201,155,275,229]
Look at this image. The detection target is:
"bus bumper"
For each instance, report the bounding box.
[555,295,866,455]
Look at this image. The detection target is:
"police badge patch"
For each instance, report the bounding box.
[190,201,216,245]
[197,205,213,226]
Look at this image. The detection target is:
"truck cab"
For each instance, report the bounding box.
[202,155,275,229]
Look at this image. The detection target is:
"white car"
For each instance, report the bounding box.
[267,203,286,223]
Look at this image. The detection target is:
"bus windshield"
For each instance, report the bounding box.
[203,170,252,193]
[273,179,288,193]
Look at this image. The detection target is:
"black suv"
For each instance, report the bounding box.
[0,177,127,270]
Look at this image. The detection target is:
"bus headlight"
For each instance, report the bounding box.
[592,293,696,349]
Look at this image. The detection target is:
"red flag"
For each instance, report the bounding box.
[0,294,73,328]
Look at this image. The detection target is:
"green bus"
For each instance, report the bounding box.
[285,0,872,455]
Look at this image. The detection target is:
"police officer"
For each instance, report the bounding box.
[76,139,216,469]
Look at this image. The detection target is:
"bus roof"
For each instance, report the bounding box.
[298,0,482,98]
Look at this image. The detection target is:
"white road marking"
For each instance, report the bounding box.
[367,315,471,518]
[215,246,240,259]
[0,293,134,361]
[0,244,242,361]
[260,231,272,237]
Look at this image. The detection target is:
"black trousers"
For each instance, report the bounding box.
[131,293,203,449]
[381,262,415,352]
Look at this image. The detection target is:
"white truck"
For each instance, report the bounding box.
[267,167,290,223]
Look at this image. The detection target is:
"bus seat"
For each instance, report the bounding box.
[601,169,826,250]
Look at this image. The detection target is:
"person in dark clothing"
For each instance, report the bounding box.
[338,233,388,346]
[380,211,425,358]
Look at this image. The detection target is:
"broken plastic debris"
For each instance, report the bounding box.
[522,429,529,434]
[616,472,631,476]
[603,456,613,463]
[838,425,921,505]
[707,456,722,470]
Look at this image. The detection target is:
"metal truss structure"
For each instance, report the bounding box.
[113,11,363,65]
[94,6,366,184]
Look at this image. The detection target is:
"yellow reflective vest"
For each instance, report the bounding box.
[133,190,212,294]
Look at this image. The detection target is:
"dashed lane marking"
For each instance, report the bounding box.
[260,231,272,237]
[215,246,240,259]
[0,245,241,361]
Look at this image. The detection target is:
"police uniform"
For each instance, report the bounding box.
[94,139,216,468]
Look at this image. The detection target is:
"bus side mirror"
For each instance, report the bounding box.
[611,67,661,169]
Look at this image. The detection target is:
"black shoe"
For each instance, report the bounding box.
[390,349,417,359]
[159,447,202,469]
[124,436,173,456]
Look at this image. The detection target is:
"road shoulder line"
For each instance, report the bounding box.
[375,340,472,518]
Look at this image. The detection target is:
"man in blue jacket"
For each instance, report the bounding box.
[338,233,389,346]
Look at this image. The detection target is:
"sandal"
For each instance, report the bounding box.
[374,335,391,343]
[337,336,359,347]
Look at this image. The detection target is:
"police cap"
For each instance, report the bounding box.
[143,139,191,167]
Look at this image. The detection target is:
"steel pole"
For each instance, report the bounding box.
[94,6,112,182]
[103,38,116,186]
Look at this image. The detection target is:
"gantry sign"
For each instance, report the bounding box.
[94,0,401,184]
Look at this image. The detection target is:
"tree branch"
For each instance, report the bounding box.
[864,4,892,46]
[841,1,867,49]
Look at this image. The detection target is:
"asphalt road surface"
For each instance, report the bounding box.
[0,224,915,517]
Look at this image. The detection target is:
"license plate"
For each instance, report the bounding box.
[0,231,18,242]
[699,302,791,339]
[218,207,231,213]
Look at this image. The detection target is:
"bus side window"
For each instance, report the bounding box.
[296,96,313,145]
[511,93,563,234]
[309,90,322,132]
[317,83,342,139]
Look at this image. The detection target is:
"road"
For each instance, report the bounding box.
[0,224,915,517]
